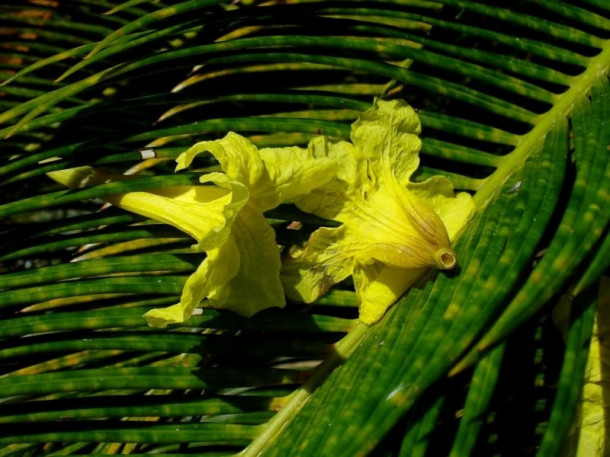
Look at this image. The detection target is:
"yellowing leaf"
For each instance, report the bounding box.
[281,99,475,324]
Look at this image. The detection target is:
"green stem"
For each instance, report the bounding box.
[241,321,369,457]
[474,40,610,209]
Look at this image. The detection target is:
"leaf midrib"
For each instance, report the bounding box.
[474,40,610,208]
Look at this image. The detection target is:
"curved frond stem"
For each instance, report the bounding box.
[242,321,369,457]
[473,41,610,207]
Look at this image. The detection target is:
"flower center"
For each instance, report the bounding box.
[434,248,457,270]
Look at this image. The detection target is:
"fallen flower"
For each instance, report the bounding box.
[281,99,475,324]
[48,133,337,327]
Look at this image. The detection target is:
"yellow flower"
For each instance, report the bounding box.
[48,134,337,327]
[281,99,475,324]
[49,99,473,327]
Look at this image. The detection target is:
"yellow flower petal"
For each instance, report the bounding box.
[178,133,338,209]
[144,238,240,327]
[177,132,278,211]
[351,98,422,186]
[282,98,475,324]
[47,166,248,251]
[293,137,367,222]
[108,183,245,251]
[148,132,337,324]
[353,261,426,325]
[283,226,354,303]
[207,206,285,317]
[349,178,456,270]
[409,177,476,241]
[259,145,338,202]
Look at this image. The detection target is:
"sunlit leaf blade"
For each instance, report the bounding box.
[474,81,610,354]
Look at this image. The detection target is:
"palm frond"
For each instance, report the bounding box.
[1,0,608,455]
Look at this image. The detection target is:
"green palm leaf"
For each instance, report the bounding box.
[0,1,608,455]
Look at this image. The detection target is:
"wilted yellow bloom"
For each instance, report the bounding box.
[49,99,473,327]
[48,134,337,327]
[281,99,475,324]
[146,133,337,327]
